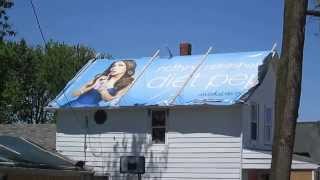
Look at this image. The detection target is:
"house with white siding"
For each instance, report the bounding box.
[47,43,319,180]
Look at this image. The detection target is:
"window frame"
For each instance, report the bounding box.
[264,106,272,145]
[150,109,167,144]
[250,103,259,142]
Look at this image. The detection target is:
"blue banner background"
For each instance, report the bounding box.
[49,51,271,108]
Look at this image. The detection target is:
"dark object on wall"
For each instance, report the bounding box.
[94,110,107,124]
[120,156,145,174]
[75,161,85,168]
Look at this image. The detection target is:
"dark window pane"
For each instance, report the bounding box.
[152,111,165,126]
[251,105,257,122]
[152,128,165,144]
[251,122,257,140]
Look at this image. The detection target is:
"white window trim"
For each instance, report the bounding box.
[264,106,272,145]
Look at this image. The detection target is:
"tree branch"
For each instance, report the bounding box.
[306,10,320,17]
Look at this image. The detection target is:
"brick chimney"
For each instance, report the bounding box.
[180,42,192,56]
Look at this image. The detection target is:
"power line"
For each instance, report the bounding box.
[30,0,47,46]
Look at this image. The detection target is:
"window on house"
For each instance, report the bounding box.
[251,103,259,141]
[151,110,166,144]
[264,107,272,143]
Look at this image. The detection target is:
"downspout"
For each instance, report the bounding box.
[240,105,244,180]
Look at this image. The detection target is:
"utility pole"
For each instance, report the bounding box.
[270,0,308,180]
[270,0,320,180]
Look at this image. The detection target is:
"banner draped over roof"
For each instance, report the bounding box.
[48,51,272,109]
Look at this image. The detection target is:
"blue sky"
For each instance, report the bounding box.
[7,0,320,121]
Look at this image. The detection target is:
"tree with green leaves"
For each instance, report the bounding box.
[0,0,15,41]
[0,40,111,124]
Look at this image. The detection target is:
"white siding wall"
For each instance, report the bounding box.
[242,62,276,150]
[56,107,242,180]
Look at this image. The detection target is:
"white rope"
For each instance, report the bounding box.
[271,42,277,58]
[169,47,213,105]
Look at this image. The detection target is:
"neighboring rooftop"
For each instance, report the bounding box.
[0,124,56,151]
[0,136,92,178]
[243,148,319,170]
[294,121,320,164]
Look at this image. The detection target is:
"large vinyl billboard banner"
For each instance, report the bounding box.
[49,51,272,108]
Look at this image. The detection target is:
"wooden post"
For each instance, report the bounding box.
[270,0,308,180]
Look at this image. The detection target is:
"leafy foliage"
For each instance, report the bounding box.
[0,0,15,41]
[0,40,110,124]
